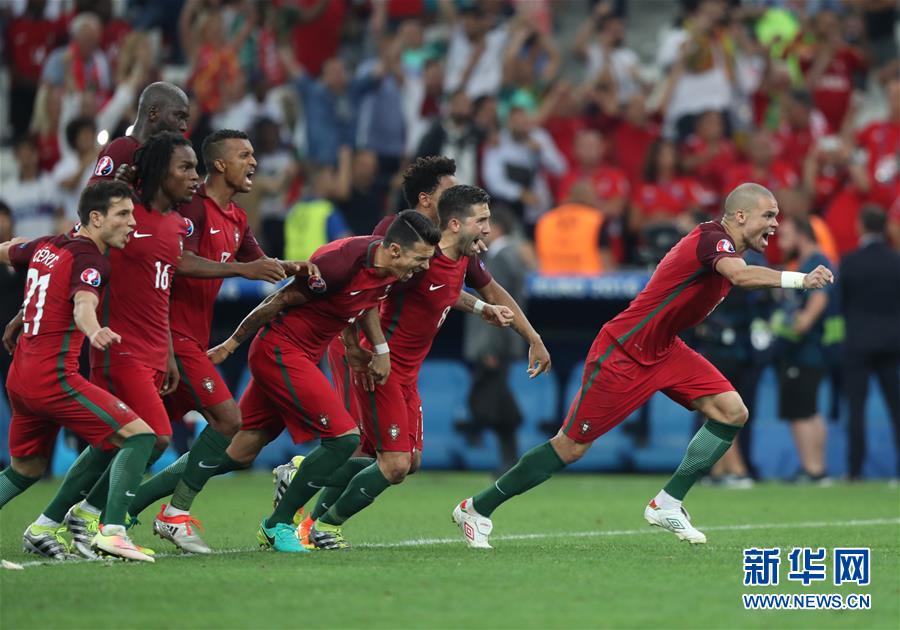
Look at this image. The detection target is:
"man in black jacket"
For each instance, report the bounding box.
[839,205,900,479]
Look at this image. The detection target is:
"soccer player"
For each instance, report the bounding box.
[124,129,314,553]
[0,181,157,562]
[206,211,440,552]
[452,183,834,548]
[304,185,516,549]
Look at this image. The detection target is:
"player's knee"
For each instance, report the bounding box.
[551,433,589,464]
[407,451,422,476]
[154,434,172,452]
[11,456,48,478]
[207,402,242,437]
[378,454,411,484]
[723,401,749,426]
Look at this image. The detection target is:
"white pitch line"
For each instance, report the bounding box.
[5,517,898,568]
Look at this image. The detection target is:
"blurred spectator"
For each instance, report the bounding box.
[791,8,866,133]
[632,139,704,233]
[463,206,528,476]
[416,90,483,192]
[557,130,629,222]
[575,1,642,105]
[403,58,445,157]
[656,0,735,139]
[286,0,347,78]
[538,80,589,172]
[722,128,798,197]
[498,18,560,120]
[535,180,607,275]
[50,116,98,227]
[860,0,899,66]
[5,0,65,136]
[282,50,380,166]
[338,149,389,236]
[682,109,737,206]
[441,1,509,99]
[774,88,828,168]
[28,83,63,171]
[481,106,565,229]
[591,91,663,189]
[838,205,900,479]
[284,150,351,261]
[212,74,284,132]
[3,134,65,239]
[250,117,300,259]
[855,67,900,214]
[772,216,833,483]
[40,12,111,110]
[0,201,25,418]
[770,187,839,266]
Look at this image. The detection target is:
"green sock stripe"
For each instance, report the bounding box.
[367,391,382,451]
[562,343,615,435]
[274,345,320,438]
[175,356,203,409]
[703,418,740,441]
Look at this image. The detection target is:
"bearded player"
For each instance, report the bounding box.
[452,183,834,548]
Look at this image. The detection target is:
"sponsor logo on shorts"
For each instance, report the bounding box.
[580,421,591,435]
[201,377,215,393]
[308,275,327,293]
[80,267,102,287]
[389,424,400,440]
[184,217,194,237]
[716,238,735,253]
[318,414,329,428]
[94,156,114,177]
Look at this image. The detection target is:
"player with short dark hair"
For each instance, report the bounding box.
[303,185,515,549]
[401,155,458,219]
[205,210,440,552]
[0,181,156,562]
[453,183,834,548]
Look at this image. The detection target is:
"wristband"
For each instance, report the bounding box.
[473,299,486,315]
[780,271,806,289]
[374,343,390,355]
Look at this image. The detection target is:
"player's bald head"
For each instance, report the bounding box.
[723,183,775,218]
[138,82,189,114]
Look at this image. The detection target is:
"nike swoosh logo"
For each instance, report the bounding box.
[210,228,221,234]
[125,491,135,497]
[360,488,375,500]
[198,461,218,469]
[429,284,445,291]
[307,482,323,489]
[377,295,388,300]
[132,232,152,238]
[349,290,362,296]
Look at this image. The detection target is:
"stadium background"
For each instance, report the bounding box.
[0,0,898,481]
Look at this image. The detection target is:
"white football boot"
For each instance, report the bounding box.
[452,499,493,549]
[643,499,707,544]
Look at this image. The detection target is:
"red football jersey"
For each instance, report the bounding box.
[721,161,798,196]
[91,204,188,372]
[363,248,491,384]
[603,222,740,365]
[89,136,140,183]
[632,178,705,218]
[170,187,265,344]
[558,167,630,205]
[9,234,110,381]
[857,120,900,184]
[267,236,394,363]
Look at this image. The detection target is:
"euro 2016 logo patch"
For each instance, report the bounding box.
[201,377,215,394]
[94,156,114,177]
[389,424,400,440]
[184,218,194,237]
[308,275,327,293]
[716,239,735,253]
[80,268,102,287]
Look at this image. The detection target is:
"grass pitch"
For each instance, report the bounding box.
[1,472,898,629]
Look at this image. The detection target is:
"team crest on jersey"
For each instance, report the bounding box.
[580,421,591,435]
[308,275,327,293]
[389,424,400,441]
[80,268,102,287]
[716,238,735,253]
[201,377,215,394]
[94,156,114,177]
[318,414,329,428]
[184,218,194,237]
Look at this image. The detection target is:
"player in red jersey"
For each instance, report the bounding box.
[204,211,440,552]
[123,130,310,553]
[0,182,157,562]
[453,183,834,548]
[89,82,190,184]
[305,185,517,549]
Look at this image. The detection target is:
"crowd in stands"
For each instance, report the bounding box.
[2,0,897,271]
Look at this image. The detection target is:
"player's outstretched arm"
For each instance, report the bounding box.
[73,291,121,350]
[358,307,390,390]
[207,279,308,364]
[176,251,288,282]
[715,257,834,290]
[453,291,514,327]
[475,279,551,377]
[0,237,29,265]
